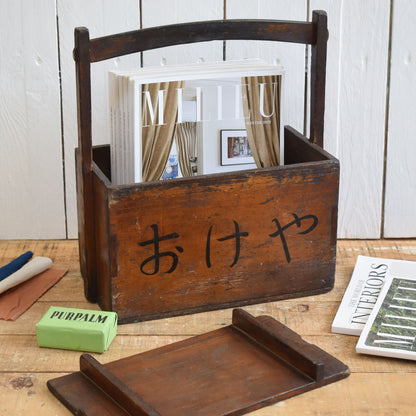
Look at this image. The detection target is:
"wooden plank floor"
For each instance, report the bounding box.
[1,239,416,415]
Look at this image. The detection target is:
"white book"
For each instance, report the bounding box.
[108,60,285,185]
[356,260,416,360]
[331,255,392,336]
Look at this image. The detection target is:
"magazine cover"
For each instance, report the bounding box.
[331,255,392,336]
[109,60,284,185]
[356,273,416,361]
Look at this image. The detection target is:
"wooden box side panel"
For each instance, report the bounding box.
[284,126,336,164]
[92,145,112,182]
[75,149,97,302]
[75,149,88,280]
[107,161,339,322]
[92,165,112,311]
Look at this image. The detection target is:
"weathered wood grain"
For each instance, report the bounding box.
[1,239,416,414]
[104,157,338,322]
[1,331,415,375]
[1,372,414,416]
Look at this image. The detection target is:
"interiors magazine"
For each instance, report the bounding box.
[356,261,416,360]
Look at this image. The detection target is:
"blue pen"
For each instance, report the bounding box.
[0,251,33,282]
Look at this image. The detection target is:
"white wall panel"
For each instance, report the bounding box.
[142,0,224,66]
[57,0,140,238]
[384,0,416,237]
[334,0,390,238]
[0,0,65,239]
[226,0,307,134]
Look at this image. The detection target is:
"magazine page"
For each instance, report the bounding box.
[331,255,392,336]
[356,266,416,361]
[108,60,284,185]
[108,71,118,184]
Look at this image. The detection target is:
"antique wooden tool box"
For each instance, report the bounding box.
[74,11,338,323]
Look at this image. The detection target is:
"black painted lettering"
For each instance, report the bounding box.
[50,311,60,319]
[96,315,108,324]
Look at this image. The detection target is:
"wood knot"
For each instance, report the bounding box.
[289,304,310,313]
[10,376,33,390]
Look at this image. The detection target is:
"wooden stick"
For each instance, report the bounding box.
[232,308,325,381]
[80,354,162,416]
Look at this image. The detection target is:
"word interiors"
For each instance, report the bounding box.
[351,262,388,325]
[142,81,279,127]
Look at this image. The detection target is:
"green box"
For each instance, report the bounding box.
[36,306,117,353]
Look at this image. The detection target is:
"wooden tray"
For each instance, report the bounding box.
[48,309,350,416]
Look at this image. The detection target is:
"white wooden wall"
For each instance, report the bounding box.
[0,0,414,240]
